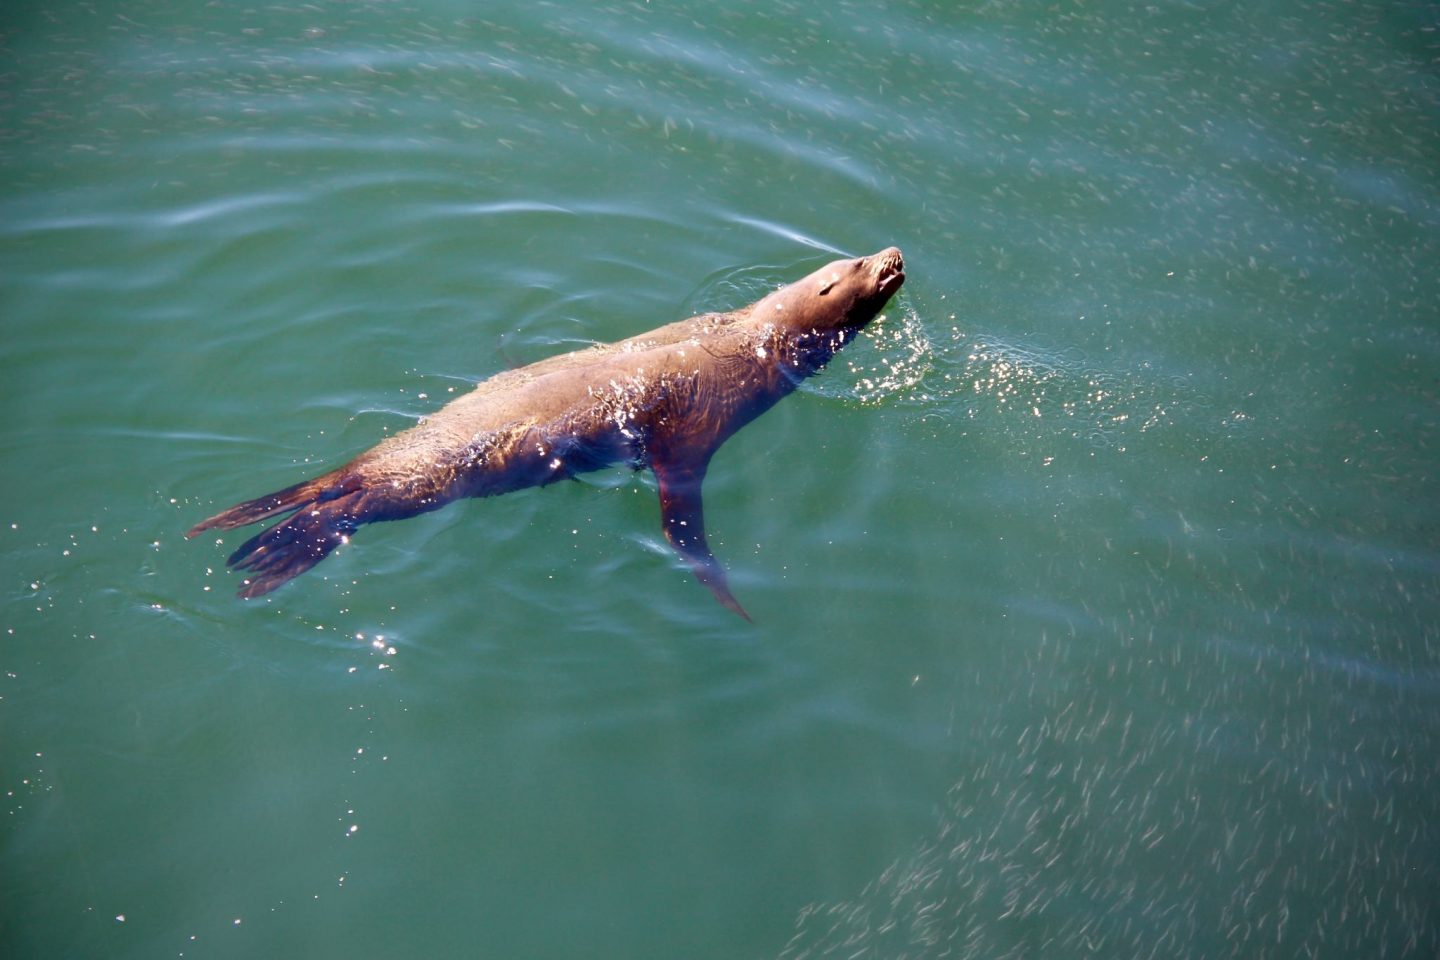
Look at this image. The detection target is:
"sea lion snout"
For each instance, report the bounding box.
[867,246,905,297]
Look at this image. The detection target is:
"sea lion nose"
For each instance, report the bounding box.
[868,246,904,278]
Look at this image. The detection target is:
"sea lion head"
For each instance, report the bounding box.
[755,246,905,335]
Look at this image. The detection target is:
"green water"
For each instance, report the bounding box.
[3,1,1437,957]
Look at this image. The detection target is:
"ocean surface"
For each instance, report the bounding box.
[3,1,1437,957]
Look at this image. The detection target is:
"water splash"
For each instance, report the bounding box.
[954,333,1213,453]
[846,306,934,405]
[817,304,1214,456]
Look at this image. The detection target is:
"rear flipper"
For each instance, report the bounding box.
[652,456,752,622]
[225,494,361,599]
[187,467,364,598]
[186,468,357,538]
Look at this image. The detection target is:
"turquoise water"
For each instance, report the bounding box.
[3,1,1437,957]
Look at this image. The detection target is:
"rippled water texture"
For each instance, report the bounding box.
[3,2,1437,958]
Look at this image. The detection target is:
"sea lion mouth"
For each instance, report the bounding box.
[868,246,905,296]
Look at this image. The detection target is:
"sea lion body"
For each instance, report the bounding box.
[188,246,906,618]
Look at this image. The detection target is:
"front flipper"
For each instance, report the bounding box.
[651,456,752,622]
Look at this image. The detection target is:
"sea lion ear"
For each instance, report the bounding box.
[817,272,840,295]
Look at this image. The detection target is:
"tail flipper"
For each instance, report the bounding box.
[226,496,360,598]
[186,469,358,538]
[187,468,364,598]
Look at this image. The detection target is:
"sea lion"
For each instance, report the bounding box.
[188,246,905,619]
